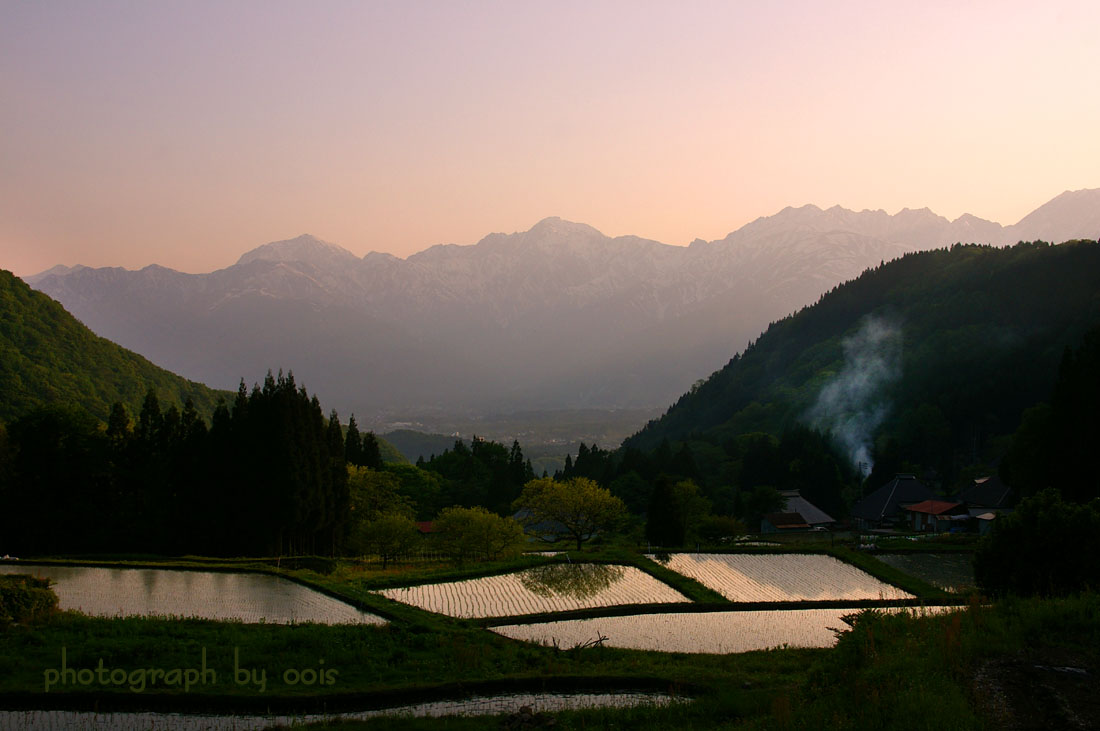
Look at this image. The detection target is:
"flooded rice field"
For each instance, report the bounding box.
[649,553,913,602]
[0,564,385,625]
[873,553,976,593]
[377,563,689,618]
[493,605,959,653]
[0,692,680,730]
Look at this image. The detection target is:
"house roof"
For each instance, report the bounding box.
[851,474,935,521]
[512,509,591,540]
[782,493,835,525]
[904,500,964,515]
[955,475,1015,508]
[415,521,435,534]
[764,512,810,529]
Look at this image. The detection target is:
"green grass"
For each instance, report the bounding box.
[266,594,1100,730]
[0,611,807,706]
[6,551,1093,729]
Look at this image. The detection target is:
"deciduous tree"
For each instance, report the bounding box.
[513,477,626,550]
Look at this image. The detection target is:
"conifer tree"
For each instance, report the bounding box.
[345,414,363,466]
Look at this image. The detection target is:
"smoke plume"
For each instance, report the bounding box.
[806,315,901,475]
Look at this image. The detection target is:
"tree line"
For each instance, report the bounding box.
[0,371,352,556]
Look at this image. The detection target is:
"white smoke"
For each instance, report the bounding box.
[806,315,901,475]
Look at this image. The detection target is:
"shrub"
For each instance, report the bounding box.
[0,573,59,625]
[974,489,1100,596]
[433,506,526,563]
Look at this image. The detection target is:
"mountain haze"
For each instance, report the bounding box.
[28,189,1100,427]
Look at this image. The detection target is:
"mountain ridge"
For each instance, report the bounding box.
[0,269,230,423]
[621,239,1100,490]
[26,189,1100,426]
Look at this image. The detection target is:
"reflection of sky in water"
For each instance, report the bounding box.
[0,693,678,731]
[0,565,384,625]
[495,606,958,653]
[648,553,913,602]
[378,564,687,618]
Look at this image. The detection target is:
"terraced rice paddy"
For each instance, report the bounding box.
[874,553,976,593]
[0,693,681,730]
[376,564,688,618]
[493,606,959,654]
[649,553,913,602]
[0,564,385,625]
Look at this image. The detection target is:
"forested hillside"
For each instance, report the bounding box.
[624,240,1100,490]
[0,270,228,422]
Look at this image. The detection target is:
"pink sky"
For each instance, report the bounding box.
[2,0,1098,276]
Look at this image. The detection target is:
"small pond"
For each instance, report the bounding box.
[377,563,688,618]
[493,606,959,654]
[649,553,913,602]
[0,692,681,730]
[0,564,385,625]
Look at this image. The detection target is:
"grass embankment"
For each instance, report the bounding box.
[265,594,1100,730]
[0,543,984,727]
[0,611,808,713]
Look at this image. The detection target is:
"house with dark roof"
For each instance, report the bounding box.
[760,491,835,533]
[850,474,935,530]
[904,500,970,533]
[955,474,1016,516]
[762,512,810,533]
[780,490,835,528]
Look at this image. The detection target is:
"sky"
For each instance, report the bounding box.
[2,0,1098,276]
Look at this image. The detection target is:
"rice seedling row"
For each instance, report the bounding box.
[375,564,689,619]
[648,553,913,602]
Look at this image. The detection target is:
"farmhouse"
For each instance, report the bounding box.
[761,490,835,533]
[955,474,1016,515]
[761,512,811,533]
[850,474,935,530]
[950,474,1016,535]
[904,500,970,533]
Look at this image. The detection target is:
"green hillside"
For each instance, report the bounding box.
[0,270,229,422]
[625,240,1100,486]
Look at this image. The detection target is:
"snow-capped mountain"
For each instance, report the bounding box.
[27,189,1100,422]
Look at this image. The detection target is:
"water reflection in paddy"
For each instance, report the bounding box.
[493,606,959,653]
[0,564,385,625]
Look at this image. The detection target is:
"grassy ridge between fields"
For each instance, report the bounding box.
[5,594,1092,730]
[0,546,1002,730]
[267,594,1100,731]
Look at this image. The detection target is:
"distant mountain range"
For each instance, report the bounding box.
[27,189,1100,426]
